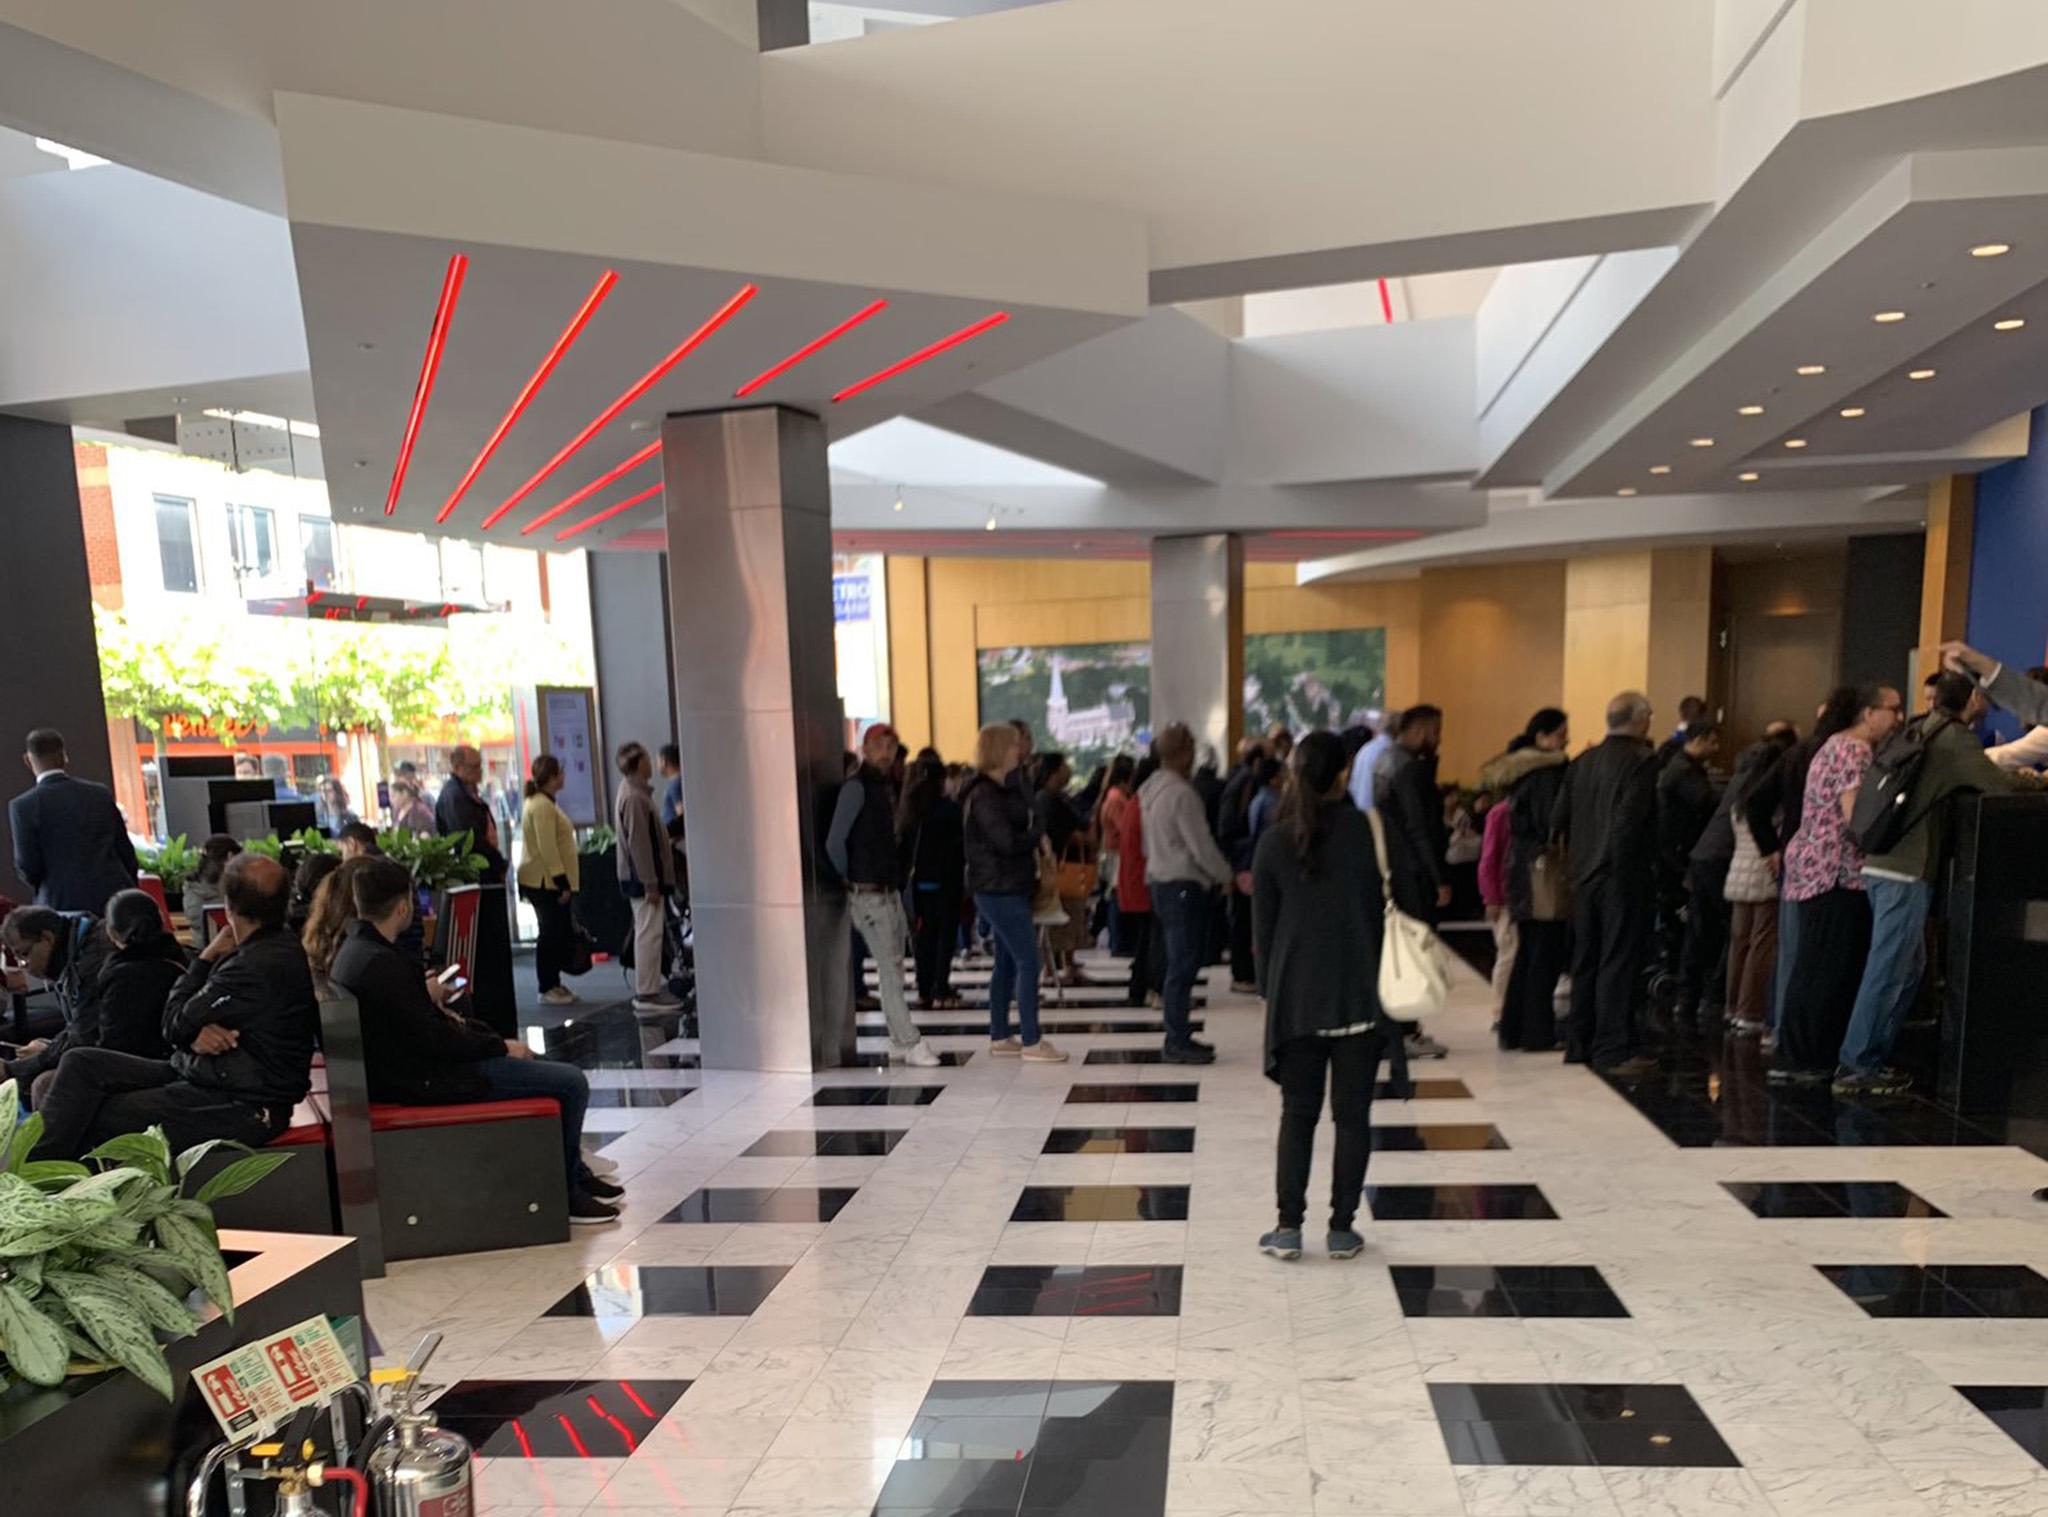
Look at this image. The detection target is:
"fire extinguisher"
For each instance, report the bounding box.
[357,1332,476,1517]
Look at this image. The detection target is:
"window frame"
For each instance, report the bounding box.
[152,493,202,595]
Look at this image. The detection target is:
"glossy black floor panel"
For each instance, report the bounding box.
[1393,1265,1628,1318]
[1816,1264,2048,1317]
[967,1265,1184,1317]
[1429,1381,1737,1467]
[1041,1127,1196,1154]
[1009,1185,1191,1222]
[1383,1078,1473,1099]
[742,1128,906,1157]
[1365,1184,1558,1221]
[659,1186,861,1224]
[1957,1385,2048,1467]
[859,1017,1206,1038]
[1721,1180,1947,1218]
[808,1085,947,1107]
[1367,1123,1510,1151]
[1064,1083,1199,1103]
[429,1378,689,1457]
[543,1264,791,1319]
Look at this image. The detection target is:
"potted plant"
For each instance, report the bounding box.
[574,825,629,957]
[378,829,484,893]
[134,835,200,898]
[0,1080,290,1399]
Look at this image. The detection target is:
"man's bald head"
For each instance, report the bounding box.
[223,853,291,931]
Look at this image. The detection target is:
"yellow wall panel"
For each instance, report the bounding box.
[1419,562,1567,780]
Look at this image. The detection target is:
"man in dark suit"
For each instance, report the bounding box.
[434,744,506,883]
[9,729,137,913]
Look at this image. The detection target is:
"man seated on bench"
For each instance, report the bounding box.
[329,859,624,1225]
[30,855,318,1158]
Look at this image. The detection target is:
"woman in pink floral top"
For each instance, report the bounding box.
[1773,685,1903,1081]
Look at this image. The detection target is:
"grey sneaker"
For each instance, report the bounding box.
[1259,1227,1303,1261]
[1832,1066,1913,1095]
[1327,1229,1366,1259]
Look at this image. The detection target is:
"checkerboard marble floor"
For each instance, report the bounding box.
[363,953,2048,1517]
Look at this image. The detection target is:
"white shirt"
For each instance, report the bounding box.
[1348,733,1395,813]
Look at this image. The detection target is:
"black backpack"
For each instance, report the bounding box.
[1848,715,1949,855]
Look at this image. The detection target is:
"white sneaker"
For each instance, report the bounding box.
[539,987,578,1006]
[899,1040,944,1068]
[1021,1039,1069,1064]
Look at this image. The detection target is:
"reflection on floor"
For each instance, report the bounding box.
[366,949,2048,1517]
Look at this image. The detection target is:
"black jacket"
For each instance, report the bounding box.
[962,773,1041,896]
[163,925,319,1109]
[1216,762,1259,858]
[1252,802,1409,1091]
[8,771,138,913]
[95,935,186,1058]
[1552,735,1658,888]
[435,779,506,882]
[1742,730,1829,857]
[1504,763,1569,921]
[1034,787,1085,859]
[901,796,966,895]
[1657,751,1718,871]
[836,768,902,888]
[1379,746,1448,921]
[329,919,505,1103]
[5,913,115,1085]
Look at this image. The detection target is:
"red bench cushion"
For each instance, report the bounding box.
[367,1098,561,1131]
[273,1124,329,1147]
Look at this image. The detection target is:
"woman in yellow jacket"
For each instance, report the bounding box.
[517,754,582,1005]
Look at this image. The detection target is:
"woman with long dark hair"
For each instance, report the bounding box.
[516,752,582,1006]
[1485,708,1572,1052]
[1252,730,1407,1261]
[1116,754,1165,1007]
[898,750,966,1009]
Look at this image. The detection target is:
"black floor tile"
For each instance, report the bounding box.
[1041,1126,1196,1154]
[742,1128,906,1157]
[808,1085,946,1107]
[875,1456,1032,1511]
[1432,1383,1734,1469]
[1046,1380,1175,1418]
[900,1413,1043,1458]
[659,1186,860,1224]
[915,1381,1055,1418]
[1021,1419,1171,1514]
[1554,1383,1712,1422]
[1429,1383,1574,1423]
[1817,1263,2048,1317]
[1010,1185,1191,1222]
[1399,1287,1519,1318]
[1064,1083,1199,1103]
[1392,1265,1628,1318]
[968,1265,1183,1317]
[1505,1289,1632,1319]
[1957,1385,2048,1467]
[584,1086,695,1108]
[542,1264,791,1319]
[430,1378,688,1457]
[1082,1049,1173,1064]
[1366,1184,1558,1221]
[1722,1180,1947,1218]
[1578,1419,1740,1467]
[1382,1078,1474,1099]
[1440,1419,1596,1465]
[1367,1123,1510,1151]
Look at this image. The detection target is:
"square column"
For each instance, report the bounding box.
[1150,533,1244,761]
[662,406,851,1072]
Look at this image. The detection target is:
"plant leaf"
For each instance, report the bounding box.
[14,1160,90,1192]
[84,1133,172,1187]
[90,1263,200,1339]
[0,1082,18,1169]
[7,1113,44,1173]
[0,1280,69,1386]
[64,1167,149,1203]
[192,1151,293,1205]
[9,1251,44,1296]
[45,1271,173,1399]
[175,1137,252,1184]
[152,1211,233,1322]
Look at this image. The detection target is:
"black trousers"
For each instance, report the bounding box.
[1228,890,1256,985]
[1122,911,1164,1005]
[32,1048,283,1162]
[1567,875,1651,1068]
[911,884,961,1003]
[522,885,575,992]
[1274,1030,1388,1231]
[1775,887,1872,1073]
[1680,858,1731,1014]
[1500,918,1569,1051]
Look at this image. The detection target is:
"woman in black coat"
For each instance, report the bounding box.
[1251,730,1408,1262]
[1491,709,1572,1052]
[94,888,186,1059]
[898,751,967,1010]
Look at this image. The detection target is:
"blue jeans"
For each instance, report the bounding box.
[1770,893,1800,1036]
[975,891,1040,1046]
[1153,880,1207,1049]
[1838,876,1931,1074]
[477,1054,592,1193]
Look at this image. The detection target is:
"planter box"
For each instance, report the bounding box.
[0,1230,364,1517]
[576,844,632,958]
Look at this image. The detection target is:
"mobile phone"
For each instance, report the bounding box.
[444,977,470,998]
[436,964,464,984]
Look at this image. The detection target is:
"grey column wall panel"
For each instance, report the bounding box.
[0,414,116,903]
[586,548,676,812]
[662,406,851,1072]
[1150,533,1245,764]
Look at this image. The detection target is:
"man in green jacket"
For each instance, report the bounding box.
[1836,670,2025,1094]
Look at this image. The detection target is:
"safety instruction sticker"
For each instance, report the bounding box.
[190,1315,358,1440]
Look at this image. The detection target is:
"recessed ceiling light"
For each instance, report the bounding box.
[984,515,997,533]
[1737,404,1765,416]
[1691,437,1715,448]
[1839,407,1866,418]
[1739,471,1760,482]
[1873,310,1907,323]
[892,497,905,512]
[1649,465,1672,475]
[1995,317,2027,331]
[1971,243,2012,258]
[1784,438,1808,448]
[1617,487,1638,497]
[1796,364,1827,376]
[1908,368,1937,380]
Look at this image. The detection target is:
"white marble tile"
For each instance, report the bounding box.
[598,1454,761,1509]
[1597,1467,1777,1517]
[1308,1461,1464,1515]
[1456,1464,1621,1517]
[1750,1466,1939,1517]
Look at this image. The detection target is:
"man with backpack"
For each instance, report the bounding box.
[1836,670,2025,1094]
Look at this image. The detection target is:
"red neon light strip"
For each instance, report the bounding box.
[617,1382,657,1419]
[587,1395,640,1453]
[554,1413,593,1458]
[734,298,889,399]
[830,311,1010,404]
[439,269,618,524]
[510,1419,535,1459]
[385,252,468,515]
[554,480,663,542]
[306,589,324,606]
[484,282,756,527]
[519,440,660,537]
[1378,277,1394,324]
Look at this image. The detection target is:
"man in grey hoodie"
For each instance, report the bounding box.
[1139,723,1234,1063]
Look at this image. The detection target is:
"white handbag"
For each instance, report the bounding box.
[1364,808,1453,1019]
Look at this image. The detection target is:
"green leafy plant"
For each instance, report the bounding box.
[238,833,285,863]
[379,829,484,892]
[0,1080,290,1399]
[577,824,617,857]
[292,827,340,857]
[135,834,200,897]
